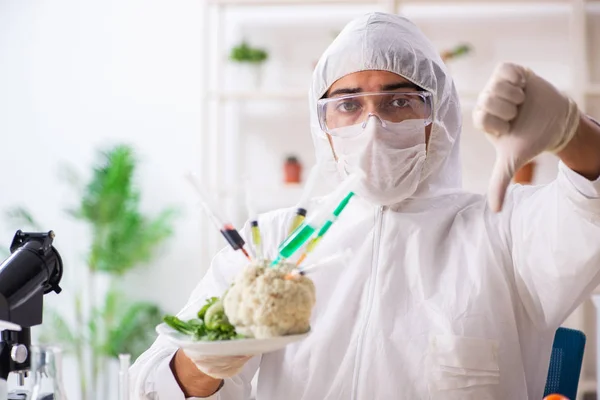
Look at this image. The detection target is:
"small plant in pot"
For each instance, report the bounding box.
[229,41,269,89]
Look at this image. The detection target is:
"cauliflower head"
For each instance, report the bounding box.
[223,260,316,339]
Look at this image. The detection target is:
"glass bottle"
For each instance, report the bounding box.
[118,354,130,400]
[29,346,68,400]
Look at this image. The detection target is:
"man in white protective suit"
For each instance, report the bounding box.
[131,12,600,400]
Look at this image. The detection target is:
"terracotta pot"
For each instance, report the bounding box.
[284,157,302,184]
[514,161,536,184]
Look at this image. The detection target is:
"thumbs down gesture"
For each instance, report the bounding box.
[472,62,580,212]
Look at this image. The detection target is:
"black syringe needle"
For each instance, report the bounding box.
[185,172,251,260]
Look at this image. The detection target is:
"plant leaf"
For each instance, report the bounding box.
[75,145,138,225]
[68,144,177,274]
[104,301,163,361]
[4,207,42,231]
[57,162,84,191]
[92,207,178,274]
[36,309,77,354]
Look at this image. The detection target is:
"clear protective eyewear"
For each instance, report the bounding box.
[317,91,433,136]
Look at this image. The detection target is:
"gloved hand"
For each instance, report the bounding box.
[183,350,252,379]
[472,62,581,212]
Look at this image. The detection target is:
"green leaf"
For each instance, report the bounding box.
[57,162,84,191]
[204,300,225,330]
[103,287,123,324]
[88,308,99,345]
[230,41,268,63]
[37,309,77,353]
[197,296,219,319]
[4,207,42,231]
[71,144,138,225]
[164,316,198,335]
[104,301,163,361]
[92,207,178,275]
[65,144,178,275]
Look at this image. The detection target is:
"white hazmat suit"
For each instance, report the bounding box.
[131,13,600,400]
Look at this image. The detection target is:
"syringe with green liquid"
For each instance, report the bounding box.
[271,173,360,266]
[295,191,354,266]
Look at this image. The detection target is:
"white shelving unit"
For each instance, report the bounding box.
[199,0,398,265]
[200,1,600,397]
[208,0,386,4]
[208,90,308,101]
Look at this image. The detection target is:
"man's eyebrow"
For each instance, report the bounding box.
[327,87,363,98]
[382,82,421,91]
[326,82,422,98]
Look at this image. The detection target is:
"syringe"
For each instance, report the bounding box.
[185,172,251,260]
[250,221,263,259]
[245,177,263,260]
[285,249,353,279]
[295,191,355,266]
[272,173,360,266]
[287,163,322,235]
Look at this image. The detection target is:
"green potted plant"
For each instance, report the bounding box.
[229,40,269,89]
[4,144,177,400]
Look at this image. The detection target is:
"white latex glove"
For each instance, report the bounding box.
[473,62,581,212]
[183,350,252,379]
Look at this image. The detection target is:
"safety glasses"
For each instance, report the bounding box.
[317,91,433,136]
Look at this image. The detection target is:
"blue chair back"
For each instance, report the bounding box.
[543,327,586,399]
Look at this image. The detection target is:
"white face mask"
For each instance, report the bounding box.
[330,117,427,205]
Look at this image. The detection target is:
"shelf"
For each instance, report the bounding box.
[219,183,304,198]
[208,90,307,101]
[219,183,305,211]
[208,88,597,110]
[209,0,380,5]
[208,89,481,102]
[408,0,571,3]
[208,0,572,5]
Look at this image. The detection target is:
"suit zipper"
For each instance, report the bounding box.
[351,206,385,400]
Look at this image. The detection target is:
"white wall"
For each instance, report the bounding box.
[0,0,206,396]
[1,1,599,398]
[0,0,209,309]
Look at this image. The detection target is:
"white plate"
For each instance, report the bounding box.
[156,323,310,356]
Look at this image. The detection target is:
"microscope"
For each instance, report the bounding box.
[0,230,63,399]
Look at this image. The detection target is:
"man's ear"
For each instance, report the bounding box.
[326,133,338,162]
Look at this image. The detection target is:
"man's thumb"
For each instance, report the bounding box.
[488,155,515,213]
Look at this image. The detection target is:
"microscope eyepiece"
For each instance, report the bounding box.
[0,230,64,326]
